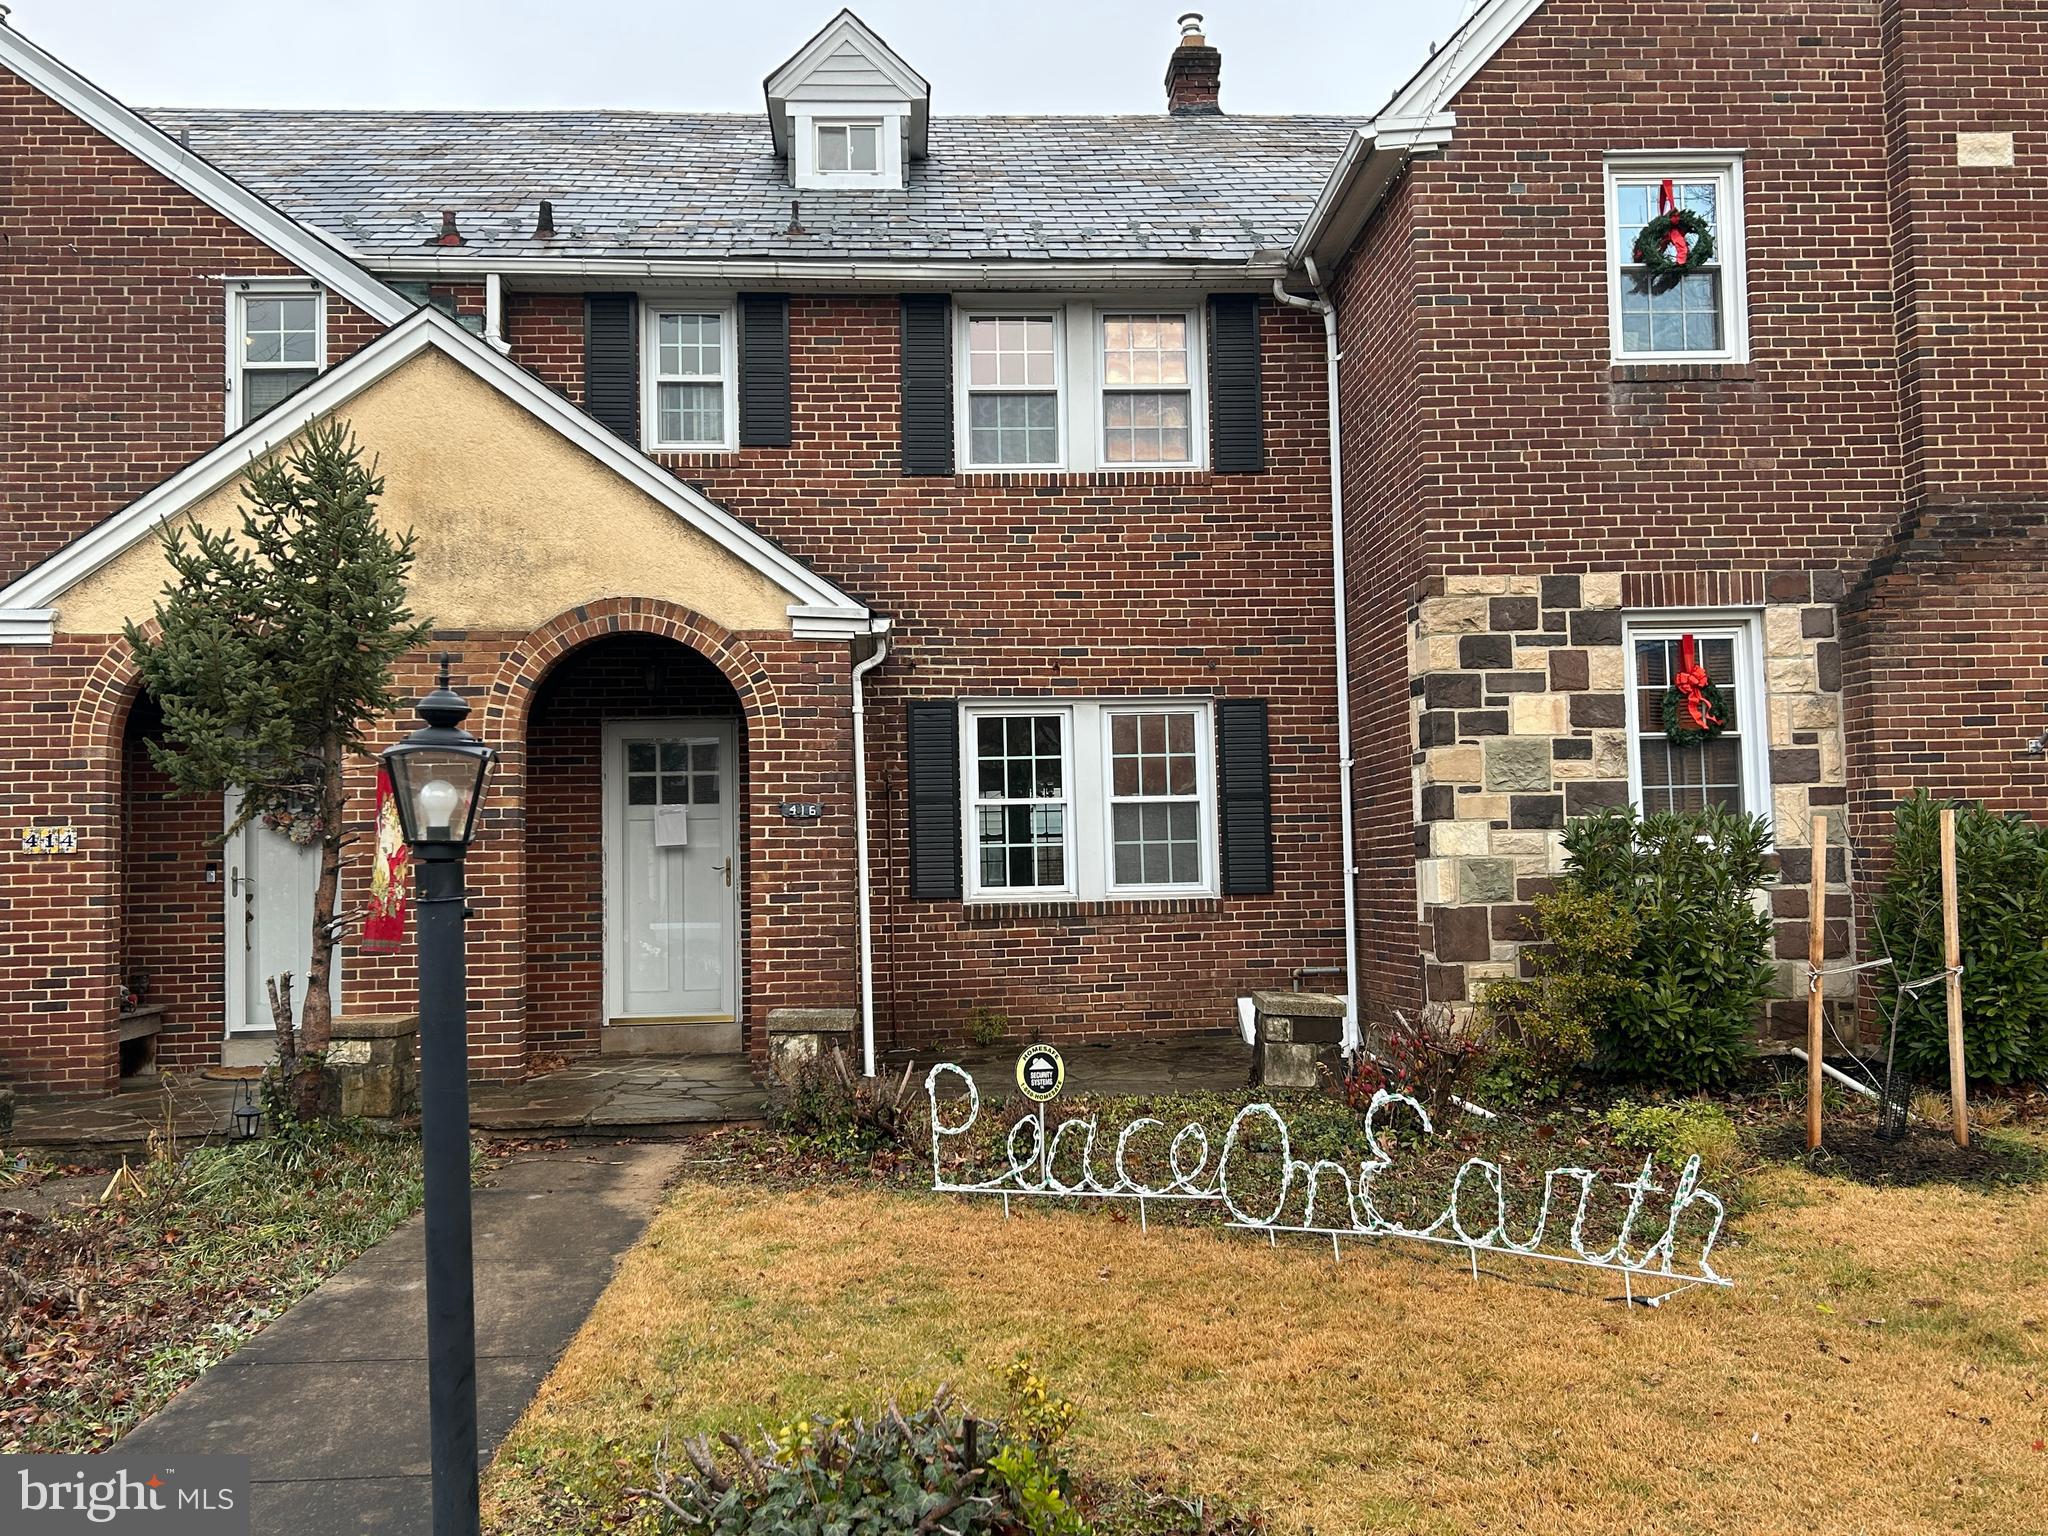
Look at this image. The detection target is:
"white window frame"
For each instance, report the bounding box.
[790,103,904,190]
[1603,153,1750,365]
[952,297,1209,474]
[956,306,1068,472]
[224,278,325,433]
[640,300,738,453]
[1620,611,1774,831]
[1094,309,1205,471]
[960,698,1218,903]
[816,119,882,175]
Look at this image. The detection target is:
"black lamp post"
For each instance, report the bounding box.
[381,661,493,1536]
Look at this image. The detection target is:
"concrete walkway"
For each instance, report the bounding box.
[119,1143,685,1536]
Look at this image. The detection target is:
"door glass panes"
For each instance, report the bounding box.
[1108,711,1202,886]
[972,714,1068,889]
[626,738,720,807]
[1633,635,1745,815]
[1615,178,1725,354]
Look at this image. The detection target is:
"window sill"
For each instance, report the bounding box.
[1610,361,1757,384]
[959,894,1225,925]
[940,466,1214,486]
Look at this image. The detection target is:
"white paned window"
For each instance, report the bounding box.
[962,700,1216,901]
[1100,313,1195,465]
[1605,158,1747,363]
[646,306,735,450]
[234,288,323,426]
[817,121,880,173]
[969,712,1071,893]
[1106,709,1204,887]
[964,315,1061,467]
[1622,616,1772,824]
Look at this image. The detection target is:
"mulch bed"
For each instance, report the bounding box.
[1756,1119,2048,1188]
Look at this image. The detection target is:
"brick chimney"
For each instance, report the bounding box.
[1165,13,1222,115]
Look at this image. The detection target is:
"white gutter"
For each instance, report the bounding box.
[483,273,510,354]
[361,253,1293,290]
[851,622,894,1077]
[1272,259,1362,1056]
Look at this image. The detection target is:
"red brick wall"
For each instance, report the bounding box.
[1410,0,1902,576]
[524,635,747,1055]
[500,295,1347,1052]
[0,66,383,588]
[119,696,222,1070]
[1331,170,1429,1024]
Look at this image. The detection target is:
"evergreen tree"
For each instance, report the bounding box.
[126,420,430,1099]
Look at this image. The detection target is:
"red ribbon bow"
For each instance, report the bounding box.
[1658,179,1691,264]
[1674,633,1722,733]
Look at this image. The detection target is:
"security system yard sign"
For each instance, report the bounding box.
[1015,1044,1065,1103]
[927,1062,1732,1306]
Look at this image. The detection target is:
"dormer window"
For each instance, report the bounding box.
[817,121,880,174]
[765,11,928,192]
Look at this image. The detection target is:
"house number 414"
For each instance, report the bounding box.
[19,824,80,855]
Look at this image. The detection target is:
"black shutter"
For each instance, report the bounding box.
[1209,295,1264,474]
[1218,699,1273,895]
[907,701,962,899]
[900,294,954,475]
[583,293,639,442]
[738,292,792,447]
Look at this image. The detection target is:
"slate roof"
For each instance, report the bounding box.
[142,109,1358,264]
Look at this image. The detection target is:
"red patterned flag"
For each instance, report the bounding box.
[363,764,411,950]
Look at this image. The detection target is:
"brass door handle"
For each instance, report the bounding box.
[723,857,733,888]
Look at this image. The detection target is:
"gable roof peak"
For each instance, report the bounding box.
[763,9,929,161]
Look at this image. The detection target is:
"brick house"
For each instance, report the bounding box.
[1,3,2041,1097]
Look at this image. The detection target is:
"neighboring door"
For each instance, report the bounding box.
[222,790,339,1037]
[603,720,739,1022]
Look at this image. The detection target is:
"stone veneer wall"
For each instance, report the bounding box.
[1410,570,1855,1042]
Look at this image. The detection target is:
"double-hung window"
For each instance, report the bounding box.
[1100,313,1195,465]
[1622,616,1771,822]
[963,700,1216,900]
[645,306,735,450]
[964,315,1061,468]
[232,286,323,427]
[1605,157,1747,363]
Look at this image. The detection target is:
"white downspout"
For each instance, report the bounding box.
[851,623,892,1076]
[1273,260,1361,1055]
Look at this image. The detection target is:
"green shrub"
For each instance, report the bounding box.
[641,1371,1089,1535]
[1601,1098,1741,1179]
[1479,888,1640,1101]
[1559,806,1776,1091]
[1877,792,2048,1085]
[767,1048,924,1161]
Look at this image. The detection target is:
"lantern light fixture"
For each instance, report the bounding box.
[381,658,493,849]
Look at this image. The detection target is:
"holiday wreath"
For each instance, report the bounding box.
[1631,179,1716,284]
[1662,633,1729,747]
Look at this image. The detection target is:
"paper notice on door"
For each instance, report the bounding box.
[654,807,691,848]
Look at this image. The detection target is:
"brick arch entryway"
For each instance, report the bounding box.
[476,600,817,1071]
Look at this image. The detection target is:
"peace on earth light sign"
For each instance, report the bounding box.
[925,1061,1731,1304]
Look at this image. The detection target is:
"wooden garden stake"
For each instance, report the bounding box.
[1807,813,1828,1151]
[1941,806,1968,1148]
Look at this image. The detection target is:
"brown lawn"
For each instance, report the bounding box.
[484,1149,2048,1535]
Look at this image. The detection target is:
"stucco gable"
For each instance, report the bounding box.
[52,349,797,638]
[0,308,869,643]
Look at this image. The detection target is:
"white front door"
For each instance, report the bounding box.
[603,720,739,1022]
[222,790,339,1037]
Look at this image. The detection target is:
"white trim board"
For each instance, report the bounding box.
[0,21,411,327]
[0,307,873,642]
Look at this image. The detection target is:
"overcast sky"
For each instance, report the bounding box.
[14,1,1476,116]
